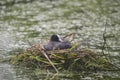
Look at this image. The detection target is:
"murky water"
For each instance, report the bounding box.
[0,0,120,80]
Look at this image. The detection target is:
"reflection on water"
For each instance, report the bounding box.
[0,0,120,79]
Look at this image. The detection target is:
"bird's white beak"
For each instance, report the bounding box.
[57,34,63,42]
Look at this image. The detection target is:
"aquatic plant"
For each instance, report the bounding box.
[10,43,115,73]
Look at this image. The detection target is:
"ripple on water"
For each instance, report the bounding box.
[0,0,120,80]
[0,63,30,80]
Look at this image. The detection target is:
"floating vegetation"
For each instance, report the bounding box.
[10,43,115,73]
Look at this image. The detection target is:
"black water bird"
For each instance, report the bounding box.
[43,34,72,51]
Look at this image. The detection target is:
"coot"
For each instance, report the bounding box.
[43,34,72,51]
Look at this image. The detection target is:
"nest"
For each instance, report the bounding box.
[10,43,114,72]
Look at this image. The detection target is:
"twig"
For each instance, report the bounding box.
[27,40,33,46]
[38,48,59,73]
[63,33,74,38]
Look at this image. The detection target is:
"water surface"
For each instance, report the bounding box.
[0,0,120,80]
